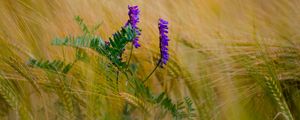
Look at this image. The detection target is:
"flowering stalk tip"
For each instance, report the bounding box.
[158,18,169,67]
[125,5,141,48]
[142,18,170,83]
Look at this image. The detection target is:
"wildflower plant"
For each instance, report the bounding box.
[1,1,300,120]
[25,5,195,119]
[143,18,170,83]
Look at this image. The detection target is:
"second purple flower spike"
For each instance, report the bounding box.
[158,18,169,67]
[125,5,141,48]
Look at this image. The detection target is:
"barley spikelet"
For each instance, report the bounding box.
[265,77,293,120]
[60,83,76,120]
[120,92,152,114]
[0,75,32,120]
[0,76,18,108]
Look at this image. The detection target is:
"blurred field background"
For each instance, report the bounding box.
[1,0,300,120]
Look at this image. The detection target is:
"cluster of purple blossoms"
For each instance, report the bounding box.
[124,5,170,67]
[125,5,141,48]
[158,18,169,67]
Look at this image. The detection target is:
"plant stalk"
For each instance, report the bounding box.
[142,60,161,83]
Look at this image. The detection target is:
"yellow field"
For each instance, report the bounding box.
[0,0,300,120]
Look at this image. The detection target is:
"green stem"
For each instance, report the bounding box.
[142,60,161,83]
[122,70,134,88]
[116,71,119,92]
[126,43,134,68]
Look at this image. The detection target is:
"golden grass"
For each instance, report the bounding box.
[1,0,300,119]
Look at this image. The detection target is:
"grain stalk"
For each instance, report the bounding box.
[265,77,293,120]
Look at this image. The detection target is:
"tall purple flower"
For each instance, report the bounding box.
[158,18,169,67]
[125,5,141,48]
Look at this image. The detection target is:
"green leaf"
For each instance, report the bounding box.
[52,17,137,70]
[74,16,90,34]
[28,58,73,74]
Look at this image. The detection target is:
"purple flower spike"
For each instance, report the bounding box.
[125,5,141,48]
[158,18,169,67]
